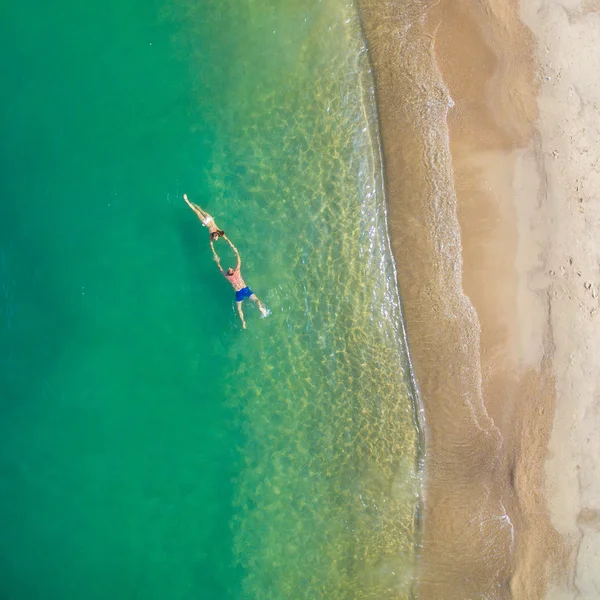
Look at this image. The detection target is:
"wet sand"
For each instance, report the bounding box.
[359,0,600,597]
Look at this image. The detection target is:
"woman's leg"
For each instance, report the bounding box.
[196,206,209,221]
[184,194,207,220]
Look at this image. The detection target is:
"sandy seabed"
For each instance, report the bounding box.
[359,0,600,597]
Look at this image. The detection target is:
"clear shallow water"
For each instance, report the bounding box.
[1,0,419,598]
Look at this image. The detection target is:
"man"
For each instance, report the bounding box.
[211,237,267,329]
[183,193,225,241]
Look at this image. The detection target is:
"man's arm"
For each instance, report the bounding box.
[227,238,241,270]
[210,240,224,273]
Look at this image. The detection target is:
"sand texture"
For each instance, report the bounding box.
[359,0,600,596]
[519,0,600,597]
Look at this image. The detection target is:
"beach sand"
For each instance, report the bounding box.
[359,0,600,596]
[520,0,600,597]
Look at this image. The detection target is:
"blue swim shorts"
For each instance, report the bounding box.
[235,286,253,302]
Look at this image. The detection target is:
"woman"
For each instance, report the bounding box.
[183,193,225,241]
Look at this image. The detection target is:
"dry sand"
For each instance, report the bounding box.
[520,0,600,597]
[359,0,600,597]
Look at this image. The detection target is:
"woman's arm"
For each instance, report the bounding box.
[210,240,224,273]
[226,238,241,270]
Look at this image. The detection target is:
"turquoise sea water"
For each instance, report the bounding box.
[1,1,419,598]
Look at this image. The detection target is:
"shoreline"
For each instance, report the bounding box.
[425,0,567,595]
[360,0,600,596]
[359,0,517,595]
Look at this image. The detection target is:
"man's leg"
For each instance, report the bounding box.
[250,294,268,317]
[236,301,246,329]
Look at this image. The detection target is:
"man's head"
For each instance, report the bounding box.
[227,268,235,276]
[210,231,220,241]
